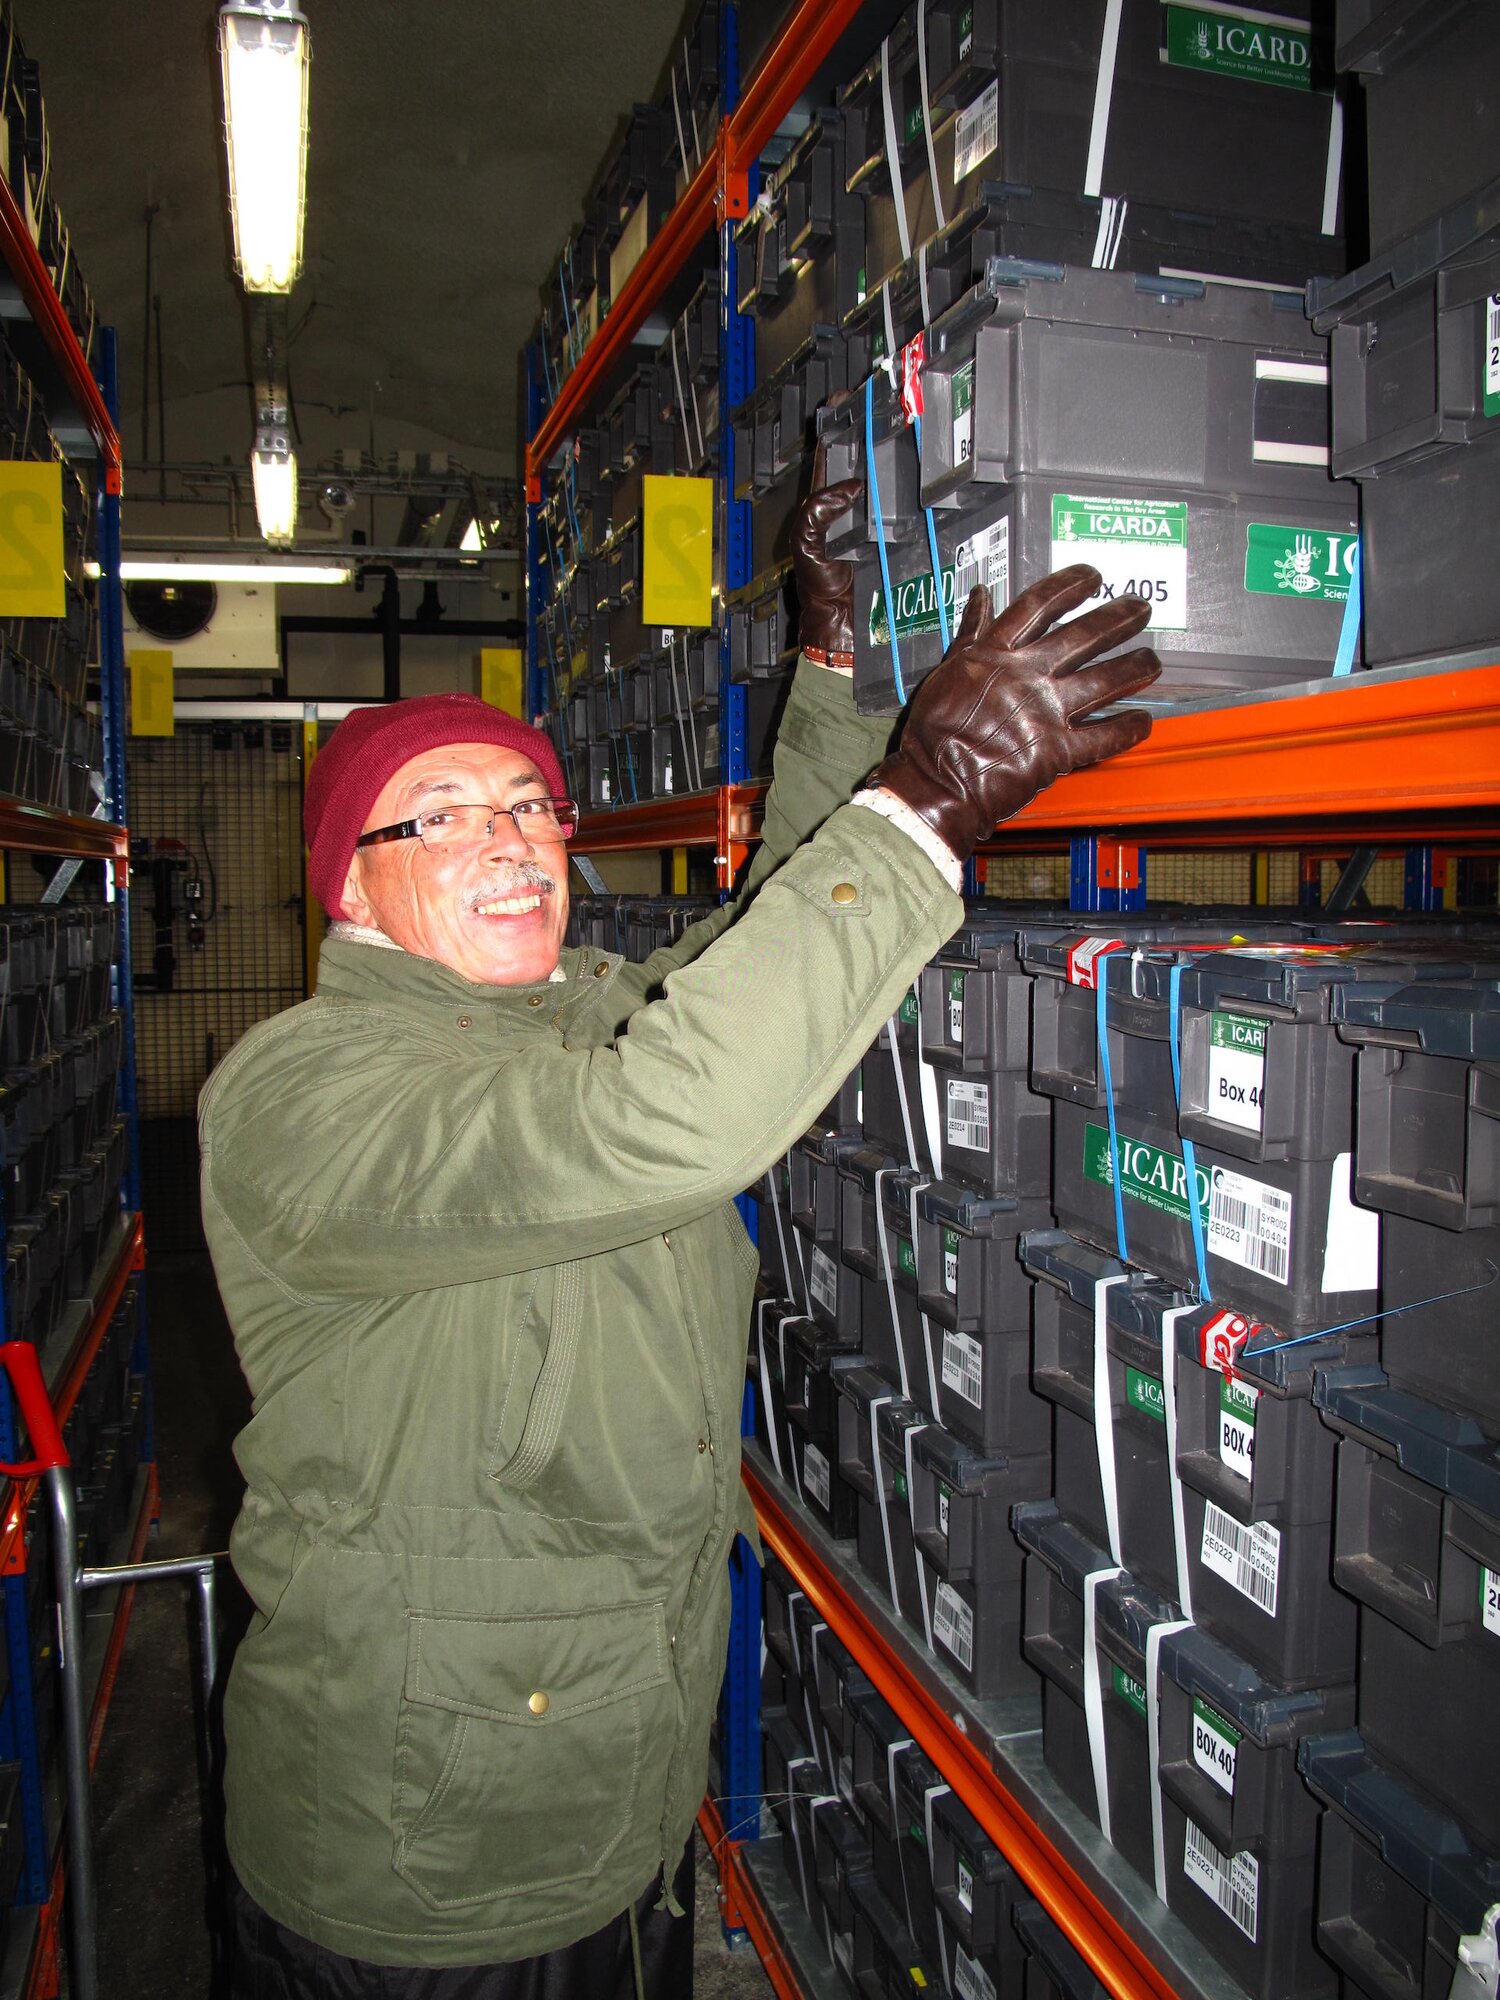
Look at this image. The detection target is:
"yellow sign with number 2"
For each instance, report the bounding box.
[0,461,65,618]
[642,474,713,629]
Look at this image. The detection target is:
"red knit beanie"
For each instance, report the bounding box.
[305,695,568,919]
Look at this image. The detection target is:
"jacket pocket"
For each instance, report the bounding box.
[392,1596,674,1909]
[485,1259,585,1490]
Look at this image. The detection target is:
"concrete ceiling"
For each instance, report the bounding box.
[21,0,696,488]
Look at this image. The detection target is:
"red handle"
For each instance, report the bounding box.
[0,1341,70,1475]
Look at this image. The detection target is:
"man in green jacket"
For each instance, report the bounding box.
[200,470,1158,1998]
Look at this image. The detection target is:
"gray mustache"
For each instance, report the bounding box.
[463,863,555,908]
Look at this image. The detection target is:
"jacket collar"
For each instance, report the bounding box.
[314,933,622,1023]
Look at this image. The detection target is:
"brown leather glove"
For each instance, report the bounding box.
[791,440,864,668]
[867,565,1161,861]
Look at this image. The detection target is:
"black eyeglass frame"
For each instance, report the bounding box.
[355,797,581,849]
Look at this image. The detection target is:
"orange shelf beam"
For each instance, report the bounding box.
[0,177,120,494]
[747,1459,1191,2000]
[1001,664,1500,837]
[0,799,128,869]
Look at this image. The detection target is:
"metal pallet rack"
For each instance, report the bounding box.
[523,5,1500,1995]
[0,158,152,2000]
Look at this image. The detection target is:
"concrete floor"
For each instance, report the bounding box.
[86,1251,773,1998]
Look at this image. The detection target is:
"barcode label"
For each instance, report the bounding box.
[953,515,1009,614]
[954,1941,997,2000]
[1201,1501,1280,1618]
[947,1078,991,1153]
[809,1246,839,1315]
[1484,1568,1500,1638]
[934,1581,974,1671]
[802,1442,832,1513]
[954,77,999,183]
[1184,1819,1259,1943]
[942,1330,985,1407]
[1208,1166,1291,1286]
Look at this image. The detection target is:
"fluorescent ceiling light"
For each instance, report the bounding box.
[219,1,311,294]
[88,558,352,585]
[460,517,483,552]
[252,444,299,543]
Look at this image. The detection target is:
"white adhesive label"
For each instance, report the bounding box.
[1201,1502,1280,1618]
[1208,1011,1267,1134]
[948,970,965,1044]
[943,1229,960,1296]
[1192,1697,1241,1797]
[1184,1819,1259,1943]
[1052,493,1189,631]
[1208,1165,1291,1287]
[1218,1373,1259,1483]
[954,1942,997,2000]
[957,1853,975,1913]
[838,1752,856,1807]
[1487,294,1500,415]
[942,1330,985,1408]
[1484,1568,1500,1638]
[938,1485,951,1539]
[1066,936,1124,988]
[947,1078,991,1154]
[934,1580,975,1672]
[809,1246,839,1316]
[802,1441,832,1513]
[953,514,1009,612]
[1321,1150,1380,1295]
[953,78,999,182]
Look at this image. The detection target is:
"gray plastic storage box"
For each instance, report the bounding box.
[1308,185,1500,667]
[1300,1730,1500,2000]
[835,263,1358,710]
[840,0,1344,269]
[851,1868,941,1998]
[784,1317,865,1540]
[1156,1621,1353,1999]
[930,1786,1029,1998]
[792,1130,865,1344]
[1315,1366,1500,1852]
[1334,973,1500,1435]
[727,573,798,681]
[1027,1230,1358,1687]
[734,112,865,388]
[837,1364,926,1625]
[1016,1500,1178,1883]
[1336,1,1500,254]
[911,1179,1052,1455]
[1015,1897,1112,2000]
[811,1794,877,1944]
[748,1301,800,1479]
[908,1418,1050,1697]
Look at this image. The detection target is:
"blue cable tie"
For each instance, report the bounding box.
[867,375,907,705]
[1095,951,1130,1265]
[1244,1260,1497,1360]
[1169,961,1213,1304]
[1332,536,1361,677]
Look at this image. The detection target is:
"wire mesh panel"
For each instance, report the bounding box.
[126,723,305,1252]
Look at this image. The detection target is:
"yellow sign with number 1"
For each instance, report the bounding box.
[642,474,713,628]
[0,462,65,617]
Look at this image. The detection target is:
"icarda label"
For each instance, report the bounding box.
[869,563,957,645]
[1051,495,1188,630]
[1245,523,1357,603]
[1164,4,1312,90]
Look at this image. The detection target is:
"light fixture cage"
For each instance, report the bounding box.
[219,0,311,295]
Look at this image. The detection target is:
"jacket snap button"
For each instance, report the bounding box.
[456,1015,472,1029]
[528,1690,549,1717]
[830,882,858,906]
[526,994,543,1008]
[697,1438,708,1454]
[593,961,610,978]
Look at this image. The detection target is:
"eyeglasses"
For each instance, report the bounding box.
[356,797,580,851]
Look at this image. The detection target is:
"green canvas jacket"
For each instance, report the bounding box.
[198,661,963,1964]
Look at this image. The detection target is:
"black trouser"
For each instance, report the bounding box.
[227,1846,696,2000]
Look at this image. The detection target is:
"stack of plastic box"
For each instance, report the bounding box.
[1298,967,1500,2000]
[1307,1,1500,670]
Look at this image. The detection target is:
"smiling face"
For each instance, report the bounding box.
[341,742,571,986]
